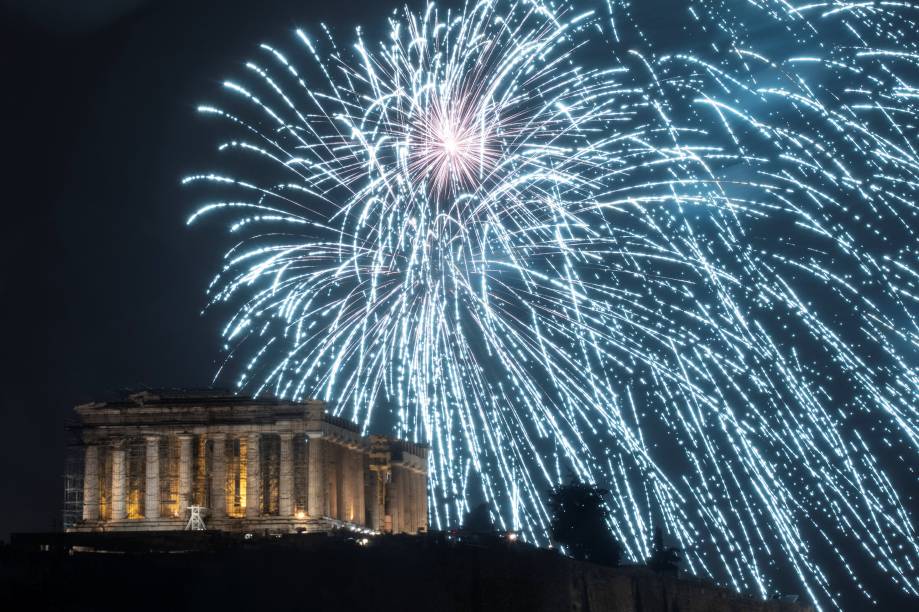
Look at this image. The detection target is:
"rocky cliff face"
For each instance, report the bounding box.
[3,532,811,612]
[557,563,808,612]
[406,539,810,612]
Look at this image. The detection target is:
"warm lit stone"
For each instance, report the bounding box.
[68,390,428,535]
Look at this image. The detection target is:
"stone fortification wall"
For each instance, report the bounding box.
[4,532,811,612]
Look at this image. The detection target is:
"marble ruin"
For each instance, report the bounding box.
[67,390,428,534]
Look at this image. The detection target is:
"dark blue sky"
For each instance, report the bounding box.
[0,0,388,538]
[0,2,914,610]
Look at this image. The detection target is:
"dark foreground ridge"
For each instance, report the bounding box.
[3,531,812,612]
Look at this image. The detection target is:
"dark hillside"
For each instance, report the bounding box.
[2,532,811,612]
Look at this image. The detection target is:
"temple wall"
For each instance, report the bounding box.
[69,395,429,535]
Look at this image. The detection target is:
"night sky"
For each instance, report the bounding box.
[0,0,384,539]
[0,1,915,609]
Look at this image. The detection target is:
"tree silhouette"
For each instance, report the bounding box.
[647,525,681,575]
[548,479,622,566]
[462,502,496,533]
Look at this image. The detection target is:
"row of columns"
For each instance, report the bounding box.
[363,464,427,534]
[83,434,191,522]
[324,439,365,523]
[83,433,333,523]
[81,433,425,531]
[389,465,427,534]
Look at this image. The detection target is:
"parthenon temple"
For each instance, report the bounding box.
[66,390,428,534]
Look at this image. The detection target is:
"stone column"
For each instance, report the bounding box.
[111,440,126,521]
[418,471,427,532]
[353,450,364,525]
[328,444,339,519]
[420,471,428,531]
[195,436,207,507]
[398,467,407,533]
[409,471,416,532]
[144,436,160,520]
[383,473,393,533]
[400,468,408,533]
[416,471,424,532]
[279,432,294,517]
[307,435,325,518]
[245,432,261,518]
[341,447,353,522]
[210,434,227,519]
[338,447,349,521]
[367,471,380,531]
[400,468,407,533]
[177,435,193,519]
[390,467,400,533]
[410,471,418,533]
[82,444,100,521]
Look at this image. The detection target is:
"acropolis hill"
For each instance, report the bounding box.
[2,389,813,612]
[4,531,812,612]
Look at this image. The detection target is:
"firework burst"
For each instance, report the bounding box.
[186,1,919,608]
[408,94,499,195]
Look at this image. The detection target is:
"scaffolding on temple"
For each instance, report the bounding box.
[62,431,84,530]
[185,505,207,530]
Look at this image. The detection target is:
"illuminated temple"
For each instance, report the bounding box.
[66,390,428,535]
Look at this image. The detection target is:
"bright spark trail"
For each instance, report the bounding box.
[185,1,919,607]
